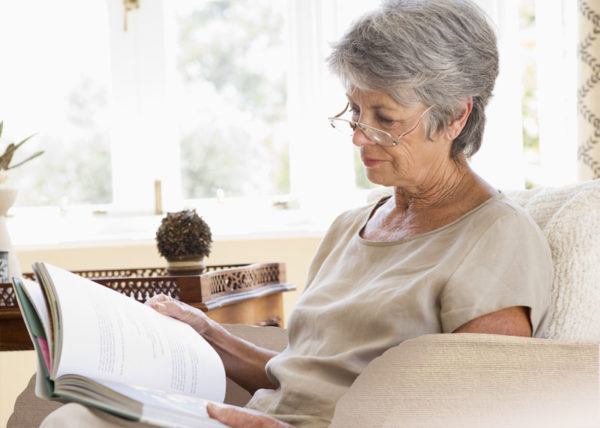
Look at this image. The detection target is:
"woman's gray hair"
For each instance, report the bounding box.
[327,0,499,159]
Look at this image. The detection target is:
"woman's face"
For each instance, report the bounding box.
[347,89,452,189]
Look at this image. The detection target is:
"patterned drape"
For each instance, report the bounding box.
[578,0,600,180]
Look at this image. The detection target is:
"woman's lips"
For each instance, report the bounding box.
[361,158,385,167]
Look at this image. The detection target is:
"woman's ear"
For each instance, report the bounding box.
[445,97,473,140]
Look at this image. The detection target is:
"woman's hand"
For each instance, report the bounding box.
[146,294,279,394]
[207,403,294,428]
[145,293,215,335]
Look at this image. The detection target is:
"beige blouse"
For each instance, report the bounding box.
[246,193,553,427]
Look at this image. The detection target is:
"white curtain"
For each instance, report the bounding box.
[537,0,578,185]
[106,0,183,212]
[470,0,526,190]
[472,0,578,189]
[286,0,378,217]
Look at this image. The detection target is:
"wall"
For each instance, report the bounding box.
[0,234,322,427]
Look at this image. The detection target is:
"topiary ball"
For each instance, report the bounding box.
[155,209,212,261]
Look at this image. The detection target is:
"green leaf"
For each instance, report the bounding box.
[0,121,3,139]
[12,132,38,151]
[7,150,44,170]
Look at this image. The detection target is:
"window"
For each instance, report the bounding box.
[171,0,289,199]
[0,0,112,206]
[0,0,581,245]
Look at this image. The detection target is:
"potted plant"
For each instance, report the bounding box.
[155,209,212,275]
[0,121,44,190]
[0,121,44,279]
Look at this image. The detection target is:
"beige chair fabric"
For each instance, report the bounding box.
[331,333,600,428]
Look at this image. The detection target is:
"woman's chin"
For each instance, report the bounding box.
[364,171,392,187]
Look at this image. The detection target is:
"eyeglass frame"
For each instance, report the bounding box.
[327,102,433,146]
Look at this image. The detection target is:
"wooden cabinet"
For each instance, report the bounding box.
[0,263,294,351]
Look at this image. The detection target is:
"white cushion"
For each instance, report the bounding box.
[504,179,600,342]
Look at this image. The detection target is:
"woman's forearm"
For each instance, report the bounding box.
[203,321,279,394]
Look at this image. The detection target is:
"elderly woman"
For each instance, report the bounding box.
[42,0,552,427]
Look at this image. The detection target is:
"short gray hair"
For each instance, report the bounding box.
[327,0,499,159]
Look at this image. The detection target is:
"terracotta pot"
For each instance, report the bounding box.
[166,256,206,276]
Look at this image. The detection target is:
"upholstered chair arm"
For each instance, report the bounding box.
[331,333,599,428]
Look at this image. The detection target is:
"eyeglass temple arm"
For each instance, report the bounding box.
[397,105,433,138]
[332,102,349,119]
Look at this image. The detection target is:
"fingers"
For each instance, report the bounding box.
[144,293,171,306]
[145,294,182,318]
[145,294,212,334]
[146,295,185,318]
[206,403,292,428]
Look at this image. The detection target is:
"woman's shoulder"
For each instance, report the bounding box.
[477,193,540,229]
[459,193,549,252]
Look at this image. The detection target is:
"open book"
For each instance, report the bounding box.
[13,262,229,427]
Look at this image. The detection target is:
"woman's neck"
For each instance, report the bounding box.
[392,156,476,214]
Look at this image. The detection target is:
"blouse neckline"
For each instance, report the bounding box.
[357,192,505,247]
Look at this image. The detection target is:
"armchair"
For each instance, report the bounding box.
[8,180,600,427]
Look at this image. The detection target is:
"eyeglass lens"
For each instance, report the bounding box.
[332,119,392,145]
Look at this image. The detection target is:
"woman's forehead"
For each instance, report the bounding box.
[346,88,398,108]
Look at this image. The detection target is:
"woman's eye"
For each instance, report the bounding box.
[348,106,360,119]
[377,116,394,126]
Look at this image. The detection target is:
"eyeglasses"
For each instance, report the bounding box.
[328,103,433,146]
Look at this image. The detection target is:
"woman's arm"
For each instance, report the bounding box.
[203,320,279,394]
[453,306,532,337]
[146,294,278,394]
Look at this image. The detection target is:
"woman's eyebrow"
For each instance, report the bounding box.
[370,104,393,111]
[344,96,395,112]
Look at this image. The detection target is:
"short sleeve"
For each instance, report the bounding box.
[440,210,553,335]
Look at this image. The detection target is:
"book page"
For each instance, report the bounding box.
[12,278,54,399]
[20,278,53,354]
[39,263,226,403]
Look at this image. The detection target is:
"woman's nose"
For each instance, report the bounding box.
[352,124,377,147]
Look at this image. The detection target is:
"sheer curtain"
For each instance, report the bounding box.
[470,0,526,190]
[105,0,183,212]
[463,0,578,189]
[537,0,578,185]
[286,0,378,219]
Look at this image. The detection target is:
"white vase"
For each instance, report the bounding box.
[0,187,21,280]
